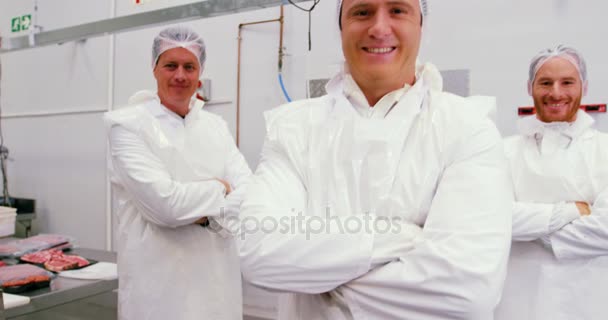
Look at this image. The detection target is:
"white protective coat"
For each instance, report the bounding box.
[104,91,251,320]
[496,110,608,320]
[239,63,512,320]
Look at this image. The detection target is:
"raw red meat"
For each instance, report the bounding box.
[0,244,20,256]
[20,234,70,248]
[44,258,78,272]
[21,249,64,264]
[63,255,90,268]
[0,234,71,258]
[22,249,90,272]
[0,264,51,289]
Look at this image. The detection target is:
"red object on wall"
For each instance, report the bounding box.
[196,80,206,101]
[518,104,607,116]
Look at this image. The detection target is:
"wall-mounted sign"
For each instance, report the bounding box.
[11,14,31,33]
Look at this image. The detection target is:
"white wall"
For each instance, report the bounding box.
[0,0,111,249]
[1,0,608,317]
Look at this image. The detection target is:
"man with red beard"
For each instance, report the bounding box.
[239,0,512,319]
[496,45,608,320]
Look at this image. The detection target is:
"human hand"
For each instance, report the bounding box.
[215,178,232,195]
[575,201,591,216]
[195,217,209,226]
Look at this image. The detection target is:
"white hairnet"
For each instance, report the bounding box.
[337,0,428,29]
[528,45,588,96]
[152,26,206,74]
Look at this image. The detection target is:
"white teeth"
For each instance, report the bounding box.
[366,47,393,54]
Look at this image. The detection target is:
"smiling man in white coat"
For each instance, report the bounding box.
[104,26,251,320]
[238,1,512,319]
[495,45,608,320]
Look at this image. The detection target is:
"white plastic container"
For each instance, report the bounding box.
[0,206,17,237]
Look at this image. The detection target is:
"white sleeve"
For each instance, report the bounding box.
[512,201,580,241]
[238,131,421,295]
[220,120,252,192]
[545,188,608,260]
[211,121,253,233]
[339,119,512,320]
[108,125,226,228]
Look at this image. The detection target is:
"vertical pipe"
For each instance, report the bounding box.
[236,25,243,147]
[278,5,284,72]
[105,0,117,251]
[236,6,285,147]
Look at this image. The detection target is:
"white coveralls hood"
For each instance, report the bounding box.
[240,63,512,319]
[104,91,251,320]
[496,110,608,320]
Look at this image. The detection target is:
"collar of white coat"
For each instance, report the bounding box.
[325,63,440,119]
[517,109,595,139]
[326,62,443,100]
[127,90,205,125]
[325,63,443,113]
[342,73,413,118]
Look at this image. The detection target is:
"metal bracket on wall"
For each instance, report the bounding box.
[0,0,307,53]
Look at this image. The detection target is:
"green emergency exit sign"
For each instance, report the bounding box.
[11,14,32,32]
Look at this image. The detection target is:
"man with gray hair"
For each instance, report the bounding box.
[496,45,608,320]
[239,0,512,319]
[104,26,251,320]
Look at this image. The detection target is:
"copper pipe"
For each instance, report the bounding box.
[236,6,285,147]
[279,5,285,72]
[236,27,242,146]
[240,18,281,27]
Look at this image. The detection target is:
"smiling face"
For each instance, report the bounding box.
[153,47,200,116]
[340,0,422,96]
[532,57,582,123]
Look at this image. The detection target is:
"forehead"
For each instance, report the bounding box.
[536,57,580,80]
[342,0,418,9]
[157,47,198,63]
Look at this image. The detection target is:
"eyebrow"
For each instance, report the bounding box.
[347,0,414,11]
[163,60,197,65]
[350,0,411,4]
[536,76,578,82]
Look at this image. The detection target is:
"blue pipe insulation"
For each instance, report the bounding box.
[278,73,292,102]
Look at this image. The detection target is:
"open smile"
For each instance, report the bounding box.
[544,102,569,109]
[363,47,396,54]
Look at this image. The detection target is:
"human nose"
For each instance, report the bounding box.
[174,66,186,81]
[368,12,391,38]
[549,83,565,99]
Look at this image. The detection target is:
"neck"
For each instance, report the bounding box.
[361,85,400,106]
[160,98,189,117]
[350,68,417,107]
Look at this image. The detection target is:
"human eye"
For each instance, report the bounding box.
[353,9,370,17]
[390,6,407,15]
[164,63,177,69]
